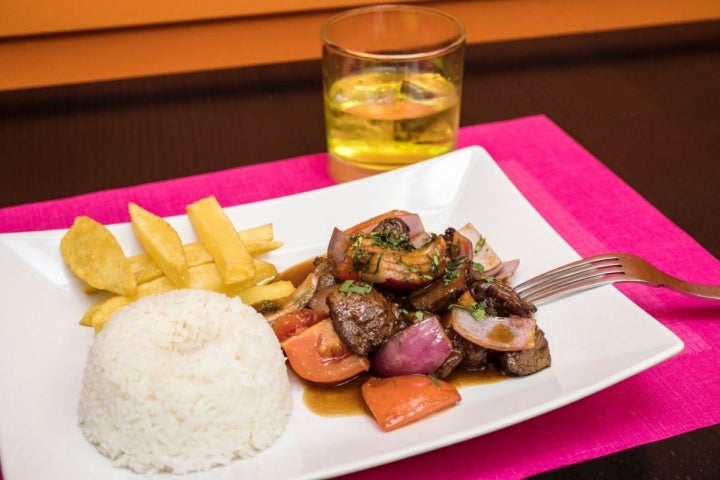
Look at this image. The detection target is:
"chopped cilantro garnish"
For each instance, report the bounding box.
[368,229,411,250]
[448,301,487,321]
[469,301,487,320]
[443,256,466,285]
[339,280,373,294]
[473,235,486,254]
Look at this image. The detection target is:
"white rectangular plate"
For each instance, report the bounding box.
[0,146,683,479]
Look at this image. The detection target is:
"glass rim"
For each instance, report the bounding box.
[321,4,466,61]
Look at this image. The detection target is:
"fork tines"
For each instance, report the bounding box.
[515,255,628,303]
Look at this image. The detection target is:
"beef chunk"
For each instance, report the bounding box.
[372,217,412,246]
[408,259,471,312]
[432,329,489,378]
[326,285,402,357]
[470,280,537,317]
[432,349,464,378]
[495,328,551,376]
[459,337,489,370]
[312,256,338,290]
[307,285,334,318]
[306,257,339,317]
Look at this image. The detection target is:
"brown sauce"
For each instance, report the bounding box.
[445,367,507,388]
[277,257,316,287]
[302,374,372,417]
[489,323,515,344]
[302,369,507,417]
[279,258,510,417]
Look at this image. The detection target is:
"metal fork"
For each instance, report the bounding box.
[514,252,720,304]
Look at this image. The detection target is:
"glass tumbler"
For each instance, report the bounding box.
[321,4,466,182]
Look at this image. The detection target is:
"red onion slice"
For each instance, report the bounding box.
[372,315,452,377]
[484,259,520,281]
[449,307,536,351]
[457,223,502,272]
[265,272,319,323]
[327,227,351,265]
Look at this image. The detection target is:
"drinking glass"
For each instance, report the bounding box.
[321,4,466,182]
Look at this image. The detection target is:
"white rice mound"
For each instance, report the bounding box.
[78,289,293,475]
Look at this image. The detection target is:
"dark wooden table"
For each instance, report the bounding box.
[1,19,719,479]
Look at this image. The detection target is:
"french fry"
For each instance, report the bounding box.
[127,237,282,286]
[61,216,137,296]
[237,223,275,242]
[67,197,291,334]
[83,260,281,332]
[181,223,277,265]
[82,223,282,292]
[235,281,296,307]
[87,272,178,331]
[224,260,280,295]
[129,202,189,288]
[186,196,255,284]
[175,260,279,297]
[242,240,284,257]
[86,266,207,332]
[85,263,211,333]
[88,295,133,332]
[79,301,101,327]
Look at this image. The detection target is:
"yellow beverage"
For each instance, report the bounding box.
[325,70,460,177]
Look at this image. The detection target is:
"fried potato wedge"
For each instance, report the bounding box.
[129,202,189,288]
[187,196,255,284]
[235,281,296,307]
[224,259,280,295]
[237,223,275,242]
[67,199,289,333]
[86,260,281,332]
[242,239,284,257]
[128,237,282,286]
[87,265,218,332]
[60,216,137,296]
[86,295,133,333]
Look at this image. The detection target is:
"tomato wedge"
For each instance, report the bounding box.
[271,309,321,342]
[281,319,370,385]
[361,375,461,432]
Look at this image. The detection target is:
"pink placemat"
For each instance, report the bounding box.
[1,115,718,479]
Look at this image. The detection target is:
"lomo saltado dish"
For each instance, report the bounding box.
[262,209,551,431]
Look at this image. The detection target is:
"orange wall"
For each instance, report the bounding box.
[1,0,718,91]
[0,0,395,37]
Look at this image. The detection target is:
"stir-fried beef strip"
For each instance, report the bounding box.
[408,259,472,313]
[432,349,464,379]
[493,328,551,376]
[313,256,337,289]
[432,325,491,378]
[459,337,490,370]
[441,227,457,245]
[371,218,412,248]
[469,280,537,317]
[306,256,338,317]
[326,285,404,357]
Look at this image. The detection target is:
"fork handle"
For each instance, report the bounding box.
[663,279,720,300]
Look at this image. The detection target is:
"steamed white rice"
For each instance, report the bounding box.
[78,289,292,474]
